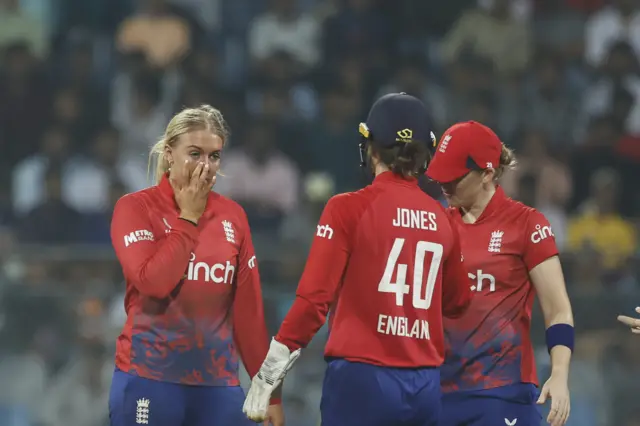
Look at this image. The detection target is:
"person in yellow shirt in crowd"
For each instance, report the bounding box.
[567,168,637,271]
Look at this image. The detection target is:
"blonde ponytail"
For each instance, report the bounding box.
[148,105,230,184]
[494,144,517,180]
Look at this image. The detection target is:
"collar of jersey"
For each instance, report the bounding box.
[374,171,418,186]
[457,185,507,224]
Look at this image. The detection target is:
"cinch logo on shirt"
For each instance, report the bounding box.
[468,269,496,292]
[248,255,256,269]
[186,252,235,284]
[530,224,554,244]
[124,230,155,247]
[316,224,334,239]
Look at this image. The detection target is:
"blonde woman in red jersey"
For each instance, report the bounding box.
[425,121,574,426]
[108,105,284,426]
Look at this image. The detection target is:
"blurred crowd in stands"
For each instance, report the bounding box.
[0,0,639,425]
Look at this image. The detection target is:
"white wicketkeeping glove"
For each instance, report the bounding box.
[243,338,301,422]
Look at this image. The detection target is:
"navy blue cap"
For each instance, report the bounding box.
[359,93,434,149]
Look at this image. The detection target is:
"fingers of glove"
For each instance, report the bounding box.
[244,386,269,422]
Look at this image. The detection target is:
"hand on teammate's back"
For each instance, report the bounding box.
[172,160,213,223]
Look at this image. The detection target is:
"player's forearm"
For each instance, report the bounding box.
[276,295,329,351]
[549,345,571,376]
[543,305,574,376]
[442,278,472,318]
[233,278,282,405]
[232,279,269,378]
[543,307,574,374]
[544,310,574,328]
[131,224,198,298]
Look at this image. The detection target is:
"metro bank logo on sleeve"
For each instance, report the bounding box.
[124,230,155,247]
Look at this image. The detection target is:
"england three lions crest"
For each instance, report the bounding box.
[222,220,235,244]
[488,230,504,253]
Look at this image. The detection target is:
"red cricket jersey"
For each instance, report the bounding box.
[441,186,559,392]
[110,174,269,386]
[276,172,471,368]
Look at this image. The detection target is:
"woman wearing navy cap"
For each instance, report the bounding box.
[243,93,473,426]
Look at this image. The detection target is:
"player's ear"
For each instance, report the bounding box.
[482,168,495,184]
[164,144,174,166]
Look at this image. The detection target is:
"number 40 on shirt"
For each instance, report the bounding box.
[378,238,443,310]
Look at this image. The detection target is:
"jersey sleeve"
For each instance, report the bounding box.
[522,209,559,271]
[110,194,199,299]
[276,195,351,351]
[232,209,269,378]
[441,219,472,318]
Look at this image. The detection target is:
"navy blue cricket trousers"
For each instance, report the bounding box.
[440,383,542,426]
[320,358,441,426]
[109,368,254,426]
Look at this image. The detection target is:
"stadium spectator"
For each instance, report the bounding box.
[65,127,146,214]
[12,126,72,215]
[246,50,319,121]
[305,86,362,191]
[441,0,532,75]
[568,168,637,271]
[16,166,82,244]
[248,0,320,70]
[376,57,449,130]
[215,119,299,231]
[581,41,640,137]
[585,0,640,68]
[0,0,47,57]
[534,0,586,63]
[522,52,579,145]
[111,74,172,162]
[0,42,49,166]
[321,0,392,65]
[502,130,572,248]
[39,338,111,426]
[116,0,191,69]
[0,326,55,424]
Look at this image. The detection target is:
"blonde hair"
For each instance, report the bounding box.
[494,144,517,180]
[149,105,230,184]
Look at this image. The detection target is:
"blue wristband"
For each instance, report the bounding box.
[545,323,574,353]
